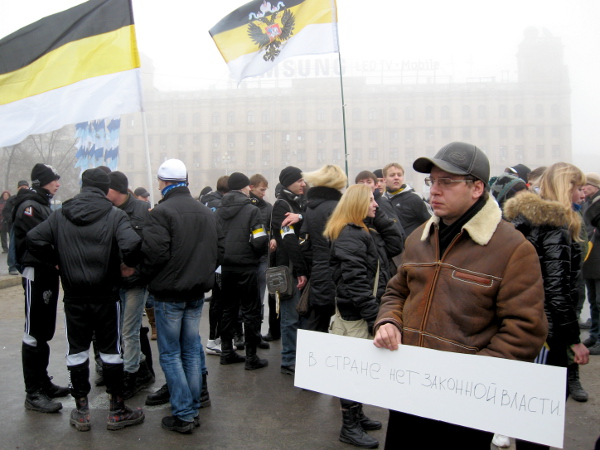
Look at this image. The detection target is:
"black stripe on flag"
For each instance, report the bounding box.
[0,0,134,75]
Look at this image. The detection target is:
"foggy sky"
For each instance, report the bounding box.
[1,0,599,168]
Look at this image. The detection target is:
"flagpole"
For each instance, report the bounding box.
[336,47,349,182]
[141,110,154,206]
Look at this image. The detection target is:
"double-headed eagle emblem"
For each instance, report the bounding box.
[248,1,296,62]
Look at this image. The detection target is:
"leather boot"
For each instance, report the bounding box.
[339,400,379,448]
[107,393,145,430]
[200,373,211,408]
[568,363,588,402]
[356,403,382,431]
[245,345,268,370]
[145,383,170,406]
[136,359,156,388]
[25,389,62,413]
[43,376,70,398]
[70,397,91,431]
[122,371,139,400]
[220,337,245,365]
[145,307,157,340]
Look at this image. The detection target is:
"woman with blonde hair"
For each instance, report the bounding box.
[299,164,347,332]
[504,162,589,450]
[325,184,380,449]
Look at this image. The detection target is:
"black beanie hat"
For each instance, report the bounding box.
[228,172,250,191]
[108,171,129,194]
[279,166,302,188]
[373,169,383,178]
[31,163,60,187]
[82,168,110,194]
[490,173,527,207]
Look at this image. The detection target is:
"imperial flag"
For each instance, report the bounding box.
[0,0,143,148]
[210,0,339,83]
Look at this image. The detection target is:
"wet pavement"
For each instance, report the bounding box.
[0,249,598,449]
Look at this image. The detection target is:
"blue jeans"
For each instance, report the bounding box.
[280,284,300,367]
[155,299,204,422]
[119,287,146,373]
[587,279,600,340]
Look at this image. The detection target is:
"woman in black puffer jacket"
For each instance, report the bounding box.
[299,164,347,332]
[503,162,589,450]
[324,184,381,449]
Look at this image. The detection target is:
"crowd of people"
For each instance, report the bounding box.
[2,140,598,448]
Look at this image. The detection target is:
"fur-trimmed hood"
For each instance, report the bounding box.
[503,191,568,228]
[421,195,502,246]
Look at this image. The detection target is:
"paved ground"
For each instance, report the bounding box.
[0,250,599,449]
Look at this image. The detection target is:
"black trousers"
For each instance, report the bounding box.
[21,269,59,393]
[385,410,493,449]
[300,304,335,333]
[221,270,261,352]
[64,300,123,397]
[267,293,281,339]
[208,273,223,340]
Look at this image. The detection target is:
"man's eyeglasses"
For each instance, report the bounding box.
[424,177,475,187]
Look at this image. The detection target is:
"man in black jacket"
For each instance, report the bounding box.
[4,180,30,274]
[13,164,68,413]
[271,166,308,375]
[107,171,154,398]
[217,172,269,369]
[142,159,223,433]
[27,168,144,432]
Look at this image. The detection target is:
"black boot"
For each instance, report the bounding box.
[146,383,170,406]
[70,397,91,431]
[568,363,588,402]
[200,373,211,408]
[107,393,145,431]
[43,376,70,398]
[339,401,379,448]
[234,333,245,350]
[245,345,268,370]
[122,371,139,400]
[220,337,245,365]
[258,335,270,349]
[25,389,62,413]
[356,403,382,431]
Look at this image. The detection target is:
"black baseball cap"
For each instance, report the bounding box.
[134,187,150,198]
[413,142,490,186]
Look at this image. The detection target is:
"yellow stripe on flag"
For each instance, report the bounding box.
[0,25,139,106]
[212,0,335,64]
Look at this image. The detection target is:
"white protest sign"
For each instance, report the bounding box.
[295,330,566,448]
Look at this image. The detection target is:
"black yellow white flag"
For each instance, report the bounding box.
[0,0,143,148]
[210,0,339,83]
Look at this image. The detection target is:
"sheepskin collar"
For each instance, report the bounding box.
[503,191,568,227]
[421,195,502,246]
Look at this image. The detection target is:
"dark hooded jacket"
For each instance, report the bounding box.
[117,194,150,288]
[142,186,224,301]
[216,190,268,271]
[200,190,225,211]
[385,184,431,237]
[12,187,54,268]
[26,187,142,302]
[301,186,342,307]
[272,188,308,277]
[504,192,581,346]
[582,189,600,279]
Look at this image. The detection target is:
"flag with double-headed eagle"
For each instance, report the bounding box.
[209,0,339,83]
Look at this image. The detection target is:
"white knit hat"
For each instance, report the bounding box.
[157,159,187,182]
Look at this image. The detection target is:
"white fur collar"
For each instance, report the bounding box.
[420,196,502,246]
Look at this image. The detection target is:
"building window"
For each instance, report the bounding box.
[405,148,415,164]
[247,111,255,123]
[262,110,269,123]
[333,149,342,161]
[127,153,134,169]
[212,113,220,125]
[405,129,414,143]
[389,107,398,120]
[552,145,560,158]
[552,127,560,138]
[262,150,270,162]
[498,105,507,119]
[282,110,290,122]
[178,113,186,127]
[441,127,451,139]
[369,130,378,141]
[212,134,220,147]
[296,149,306,162]
[297,131,305,142]
[317,131,326,144]
[369,148,378,159]
[317,109,325,121]
[353,148,362,163]
[227,112,235,124]
[297,109,306,122]
[551,104,560,119]
[515,126,524,138]
[499,127,507,139]
[333,131,342,142]
[478,127,487,139]
[282,131,290,144]
[390,130,398,144]
[462,106,471,120]
[515,145,524,161]
[193,152,201,167]
[160,114,168,127]
[536,145,545,158]
[536,126,545,138]
[178,134,186,148]
[499,146,508,161]
[368,108,377,121]
[441,106,450,120]
[353,108,361,121]
[404,107,414,120]
[247,152,255,164]
[262,131,271,142]
[477,105,486,119]
[426,128,434,139]
[160,135,167,146]
[535,104,544,118]
[247,133,255,146]
[317,148,326,163]
[425,106,434,120]
[193,113,201,126]
[211,151,220,168]
[193,134,201,145]
[227,134,235,148]
[353,130,362,141]
[514,104,523,119]
[390,148,399,159]
[332,109,342,122]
